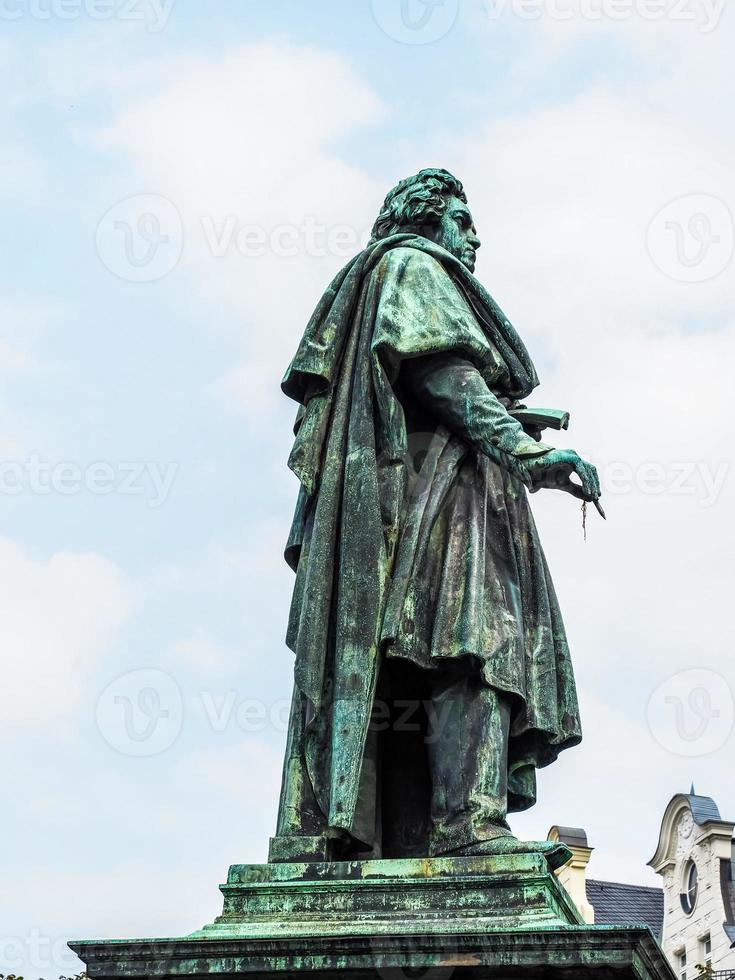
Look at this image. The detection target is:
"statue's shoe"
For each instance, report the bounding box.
[443,836,573,871]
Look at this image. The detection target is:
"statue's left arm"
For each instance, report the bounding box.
[401,353,601,503]
[369,247,600,503]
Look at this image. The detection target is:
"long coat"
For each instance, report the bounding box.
[279,234,581,848]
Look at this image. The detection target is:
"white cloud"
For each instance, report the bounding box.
[0,298,85,456]
[0,540,135,727]
[0,142,44,198]
[92,39,386,412]
[0,737,283,976]
[0,298,65,373]
[182,739,283,827]
[171,631,231,671]
[0,39,47,198]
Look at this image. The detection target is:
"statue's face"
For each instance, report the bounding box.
[430,195,481,272]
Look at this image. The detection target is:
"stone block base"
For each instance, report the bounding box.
[70,853,675,980]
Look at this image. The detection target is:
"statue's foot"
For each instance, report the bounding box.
[444,836,573,871]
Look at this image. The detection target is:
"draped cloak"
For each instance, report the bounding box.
[280,233,582,848]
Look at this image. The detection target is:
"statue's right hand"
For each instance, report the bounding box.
[524,449,601,503]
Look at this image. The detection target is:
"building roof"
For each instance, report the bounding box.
[686,792,722,826]
[550,826,590,848]
[587,879,664,938]
[649,791,732,870]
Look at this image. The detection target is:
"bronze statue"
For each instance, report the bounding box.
[271,169,602,868]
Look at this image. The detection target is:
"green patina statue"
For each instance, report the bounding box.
[73,173,682,980]
[272,168,602,869]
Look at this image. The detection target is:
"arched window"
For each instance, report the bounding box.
[680,861,698,914]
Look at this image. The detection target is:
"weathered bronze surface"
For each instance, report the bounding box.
[72,922,673,980]
[274,168,602,864]
[69,171,622,980]
[70,855,676,979]
[202,853,585,936]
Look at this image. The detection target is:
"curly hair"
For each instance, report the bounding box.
[370,168,467,243]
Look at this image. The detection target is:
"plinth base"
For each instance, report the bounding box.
[70,854,675,980]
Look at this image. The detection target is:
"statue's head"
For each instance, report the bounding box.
[370,167,481,272]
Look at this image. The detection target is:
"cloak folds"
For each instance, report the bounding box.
[279,234,581,848]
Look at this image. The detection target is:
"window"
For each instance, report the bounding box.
[700,935,712,967]
[681,861,699,914]
[678,950,688,980]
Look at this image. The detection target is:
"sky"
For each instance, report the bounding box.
[1,0,734,975]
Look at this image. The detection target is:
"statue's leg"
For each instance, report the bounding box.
[378,658,432,858]
[425,664,513,857]
[269,684,380,863]
[269,686,333,863]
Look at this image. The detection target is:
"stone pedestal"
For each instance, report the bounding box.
[69,853,676,979]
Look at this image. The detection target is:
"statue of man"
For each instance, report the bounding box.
[272,168,601,868]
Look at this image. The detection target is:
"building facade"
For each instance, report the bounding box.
[550,790,735,979]
[649,792,735,979]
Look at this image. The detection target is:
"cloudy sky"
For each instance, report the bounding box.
[2,0,734,974]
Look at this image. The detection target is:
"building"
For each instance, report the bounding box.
[649,790,735,978]
[549,790,735,979]
[549,824,665,934]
